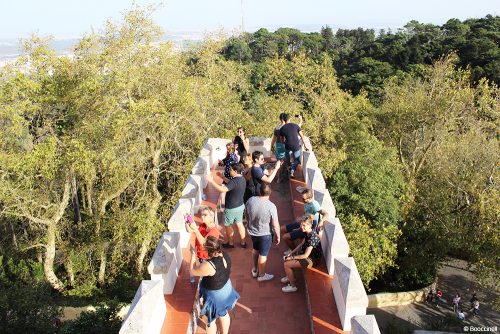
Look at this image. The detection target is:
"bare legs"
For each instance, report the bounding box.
[224,222,246,246]
[280,225,296,251]
[252,249,268,278]
[205,313,231,334]
[283,259,301,287]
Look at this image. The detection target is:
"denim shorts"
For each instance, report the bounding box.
[224,204,245,226]
[250,234,273,256]
[286,223,305,240]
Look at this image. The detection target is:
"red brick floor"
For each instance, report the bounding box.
[161,162,345,334]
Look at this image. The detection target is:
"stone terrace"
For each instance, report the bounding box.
[119,138,381,334]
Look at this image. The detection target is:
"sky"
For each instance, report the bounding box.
[0,0,499,39]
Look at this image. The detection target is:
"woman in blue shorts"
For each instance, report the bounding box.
[190,236,240,334]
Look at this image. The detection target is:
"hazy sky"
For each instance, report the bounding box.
[0,0,499,39]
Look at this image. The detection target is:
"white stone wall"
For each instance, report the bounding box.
[300,139,377,333]
[119,280,166,334]
[147,232,183,295]
[351,315,381,334]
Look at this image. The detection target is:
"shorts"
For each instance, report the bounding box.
[250,234,273,256]
[286,223,305,240]
[224,205,245,226]
[275,143,286,160]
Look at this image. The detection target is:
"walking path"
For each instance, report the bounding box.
[161,163,343,333]
[368,259,500,332]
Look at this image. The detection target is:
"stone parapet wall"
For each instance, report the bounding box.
[300,147,377,332]
[368,286,428,308]
[119,280,166,334]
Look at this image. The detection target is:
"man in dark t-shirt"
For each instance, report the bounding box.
[207,163,247,248]
[250,151,281,196]
[279,113,308,178]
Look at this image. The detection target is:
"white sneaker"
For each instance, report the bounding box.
[251,268,258,278]
[290,170,295,178]
[282,284,298,293]
[280,276,289,284]
[283,249,292,256]
[257,273,274,282]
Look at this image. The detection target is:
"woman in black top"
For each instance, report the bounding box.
[190,236,240,334]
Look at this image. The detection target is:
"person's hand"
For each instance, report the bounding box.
[206,174,214,183]
[275,160,282,169]
[274,235,280,245]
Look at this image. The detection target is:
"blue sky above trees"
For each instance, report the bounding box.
[0,0,498,38]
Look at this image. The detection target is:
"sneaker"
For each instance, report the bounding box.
[283,249,292,256]
[280,276,289,284]
[282,284,298,293]
[257,273,274,282]
[251,268,258,278]
[290,170,295,178]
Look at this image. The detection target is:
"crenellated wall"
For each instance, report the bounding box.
[119,136,380,334]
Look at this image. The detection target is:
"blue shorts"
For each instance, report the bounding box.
[286,219,319,240]
[250,234,273,256]
[286,223,305,240]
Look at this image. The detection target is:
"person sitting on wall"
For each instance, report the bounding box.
[281,214,322,293]
[280,188,329,255]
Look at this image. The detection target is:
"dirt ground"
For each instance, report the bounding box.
[367,259,499,333]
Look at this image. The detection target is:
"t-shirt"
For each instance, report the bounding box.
[280,123,302,151]
[225,175,246,209]
[196,224,221,260]
[304,200,321,229]
[245,196,278,236]
[301,231,322,260]
[251,165,265,196]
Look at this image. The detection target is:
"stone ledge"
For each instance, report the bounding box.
[333,256,369,331]
[368,285,429,308]
[147,232,183,294]
[351,315,381,334]
[119,280,166,334]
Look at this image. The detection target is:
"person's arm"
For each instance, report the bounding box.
[298,130,310,151]
[288,239,305,256]
[190,252,216,277]
[206,175,229,193]
[317,208,329,230]
[290,245,312,260]
[261,160,282,183]
[271,219,280,245]
[192,227,207,246]
[243,138,250,152]
[296,115,303,127]
[270,133,277,150]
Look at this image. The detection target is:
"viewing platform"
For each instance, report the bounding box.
[119,138,381,334]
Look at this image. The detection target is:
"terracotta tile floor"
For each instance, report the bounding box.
[161,161,346,334]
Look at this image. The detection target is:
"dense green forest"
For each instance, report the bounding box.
[0,7,498,333]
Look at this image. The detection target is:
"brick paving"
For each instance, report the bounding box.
[161,162,344,334]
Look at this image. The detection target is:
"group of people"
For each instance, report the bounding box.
[185,115,320,334]
[426,286,481,321]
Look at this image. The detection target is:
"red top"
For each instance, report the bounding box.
[195,223,220,260]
